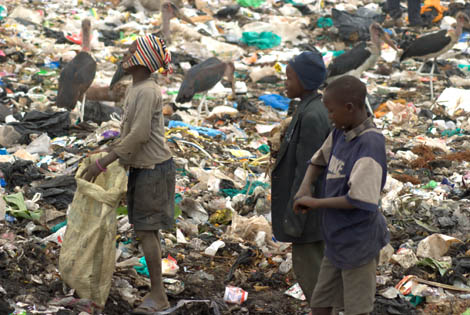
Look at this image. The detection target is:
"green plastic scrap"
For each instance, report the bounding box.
[283,0,301,5]
[407,294,424,307]
[462,308,470,315]
[458,64,470,71]
[221,180,270,197]
[134,256,149,277]
[241,32,281,50]
[174,204,182,219]
[175,193,183,204]
[50,220,67,233]
[417,257,452,276]
[0,6,7,21]
[322,50,345,57]
[237,0,265,8]
[441,128,466,137]
[4,193,42,221]
[116,206,128,216]
[36,69,56,76]
[317,17,333,28]
[422,180,437,190]
[257,144,270,154]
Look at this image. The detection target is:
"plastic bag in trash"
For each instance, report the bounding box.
[8,110,70,144]
[332,8,385,42]
[259,94,290,111]
[25,133,51,155]
[168,121,226,139]
[241,32,281,50]
[237,0,265,8]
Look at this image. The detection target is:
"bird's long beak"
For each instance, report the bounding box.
[110,63,126,90]
[382,32,398,52]
[174,8,196,26]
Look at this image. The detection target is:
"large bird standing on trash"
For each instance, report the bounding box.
[56,19,96,119]
[400,12,470,75]
[120,0,194,44]
[175,57,236,119]
[326,23,398,84]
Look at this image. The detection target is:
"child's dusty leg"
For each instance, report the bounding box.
[136,230,169,310]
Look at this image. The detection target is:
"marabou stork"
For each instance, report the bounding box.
[400,12,470,99]
[175,57,236,121]
[326,23,398,113]
[56,19,96,121]
[326,23,398,83]
[120,0,194,44]
[160,1,195,44]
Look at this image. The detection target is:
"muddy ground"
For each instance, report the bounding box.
[2,221,470,314]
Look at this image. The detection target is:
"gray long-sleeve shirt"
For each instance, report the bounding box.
[113,78,172,168]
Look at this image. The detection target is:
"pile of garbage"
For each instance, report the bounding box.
[1,0,470,314]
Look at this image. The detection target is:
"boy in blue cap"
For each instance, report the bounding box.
[294,75,390,315]
[271,49,331,305]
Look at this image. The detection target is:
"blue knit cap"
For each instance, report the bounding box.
[288,51,326,91]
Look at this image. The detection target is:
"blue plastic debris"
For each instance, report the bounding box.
[168,121,226,139]
[459,32,469,43]
[5,213,16,223]
[43,61,60,69]
[259,94,291,111]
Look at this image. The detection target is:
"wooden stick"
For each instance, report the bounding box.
[414,276,470,293]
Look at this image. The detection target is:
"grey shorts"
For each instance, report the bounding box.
[310,256,378,315]
[127,158,175,231]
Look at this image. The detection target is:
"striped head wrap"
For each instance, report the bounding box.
[122,35,173,75]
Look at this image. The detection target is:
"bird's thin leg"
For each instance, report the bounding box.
[365,95,374,115]
[196,101,202,123]
[430,58,436,76]
[196,93,207,124]
[80,93,86,122]
[417,61,426,75]
[204,92,209,114]
[200,92,208,114]
[429,59,436,100]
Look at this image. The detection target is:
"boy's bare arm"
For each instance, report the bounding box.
[294,195,354,213]
[294,163,323,199]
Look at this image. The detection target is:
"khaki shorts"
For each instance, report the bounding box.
[310,256,378,315]
[127,158,175,231]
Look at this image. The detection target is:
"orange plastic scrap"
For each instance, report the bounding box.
[420,0,448,23]
[243,53,258,65]
[395,275,417,295]
[374,99,407,119]
[374,102,390,119]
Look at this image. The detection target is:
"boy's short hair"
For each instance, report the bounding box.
[325,75,367,109]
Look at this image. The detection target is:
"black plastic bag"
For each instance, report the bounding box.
[8,110,70,144]
[332,8,386,42]
[0,160,44,191]
[31,175,76,210]
[84,101,122,125]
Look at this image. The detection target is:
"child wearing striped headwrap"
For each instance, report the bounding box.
[81,35,175,313]
[122,34,173,75]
